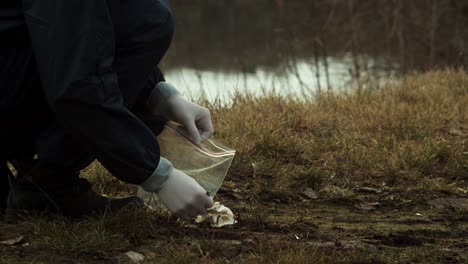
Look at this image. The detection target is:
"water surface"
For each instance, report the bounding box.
[162,0,466,101]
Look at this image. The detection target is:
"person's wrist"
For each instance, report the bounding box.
[140,157,174,192]
[146,82,180,116]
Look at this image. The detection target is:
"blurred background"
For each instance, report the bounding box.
[161,0,468,101]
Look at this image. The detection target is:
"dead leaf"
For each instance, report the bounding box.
[124,251,145,263]
[252,162,259,176]
[302,188,318,199]
[217,187,243,200]
[449,129,463,136]
[354,202,380,211]
[0,236,24,246]
[218,186,231,193]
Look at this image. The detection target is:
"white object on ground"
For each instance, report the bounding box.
[124,251,145,262]
[195,202,237,227]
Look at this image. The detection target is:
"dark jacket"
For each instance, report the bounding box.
[0,0,174,184]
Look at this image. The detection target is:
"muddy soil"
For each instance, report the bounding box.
[0,192,467,263]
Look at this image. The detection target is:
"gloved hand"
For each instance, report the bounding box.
[147,82,214,145]
[163,95,213,145]
[155,168,214,219]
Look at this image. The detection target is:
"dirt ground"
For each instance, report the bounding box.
[1,189,467,264]
[1,70,466,263]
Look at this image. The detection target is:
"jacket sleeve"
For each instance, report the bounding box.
[23,0,160,184]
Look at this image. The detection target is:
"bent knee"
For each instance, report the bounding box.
[119,0,174,48]
[143,2,174,44]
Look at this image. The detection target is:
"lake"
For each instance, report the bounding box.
[161,0,467,101]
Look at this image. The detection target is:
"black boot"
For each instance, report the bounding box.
[0,162,13,214]
[6,161,143,218]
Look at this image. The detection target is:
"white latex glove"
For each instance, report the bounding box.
[164,95,214,145]
[155,168,214,219]
[147,82,214,145]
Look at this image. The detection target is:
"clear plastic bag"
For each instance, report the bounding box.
[137,122,236,209]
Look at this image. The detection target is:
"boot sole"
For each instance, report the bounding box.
[3,208,37,223]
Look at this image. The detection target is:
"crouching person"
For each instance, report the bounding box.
[0,0,213,219]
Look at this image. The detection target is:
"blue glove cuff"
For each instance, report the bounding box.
[141,157,174,192]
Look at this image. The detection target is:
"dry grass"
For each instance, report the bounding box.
[209,69,467,201]
[1,69,467,263]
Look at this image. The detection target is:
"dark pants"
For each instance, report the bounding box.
[1,0,174,188]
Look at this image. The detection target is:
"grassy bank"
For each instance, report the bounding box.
[0,69,467,263]
[213,69,467,200]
